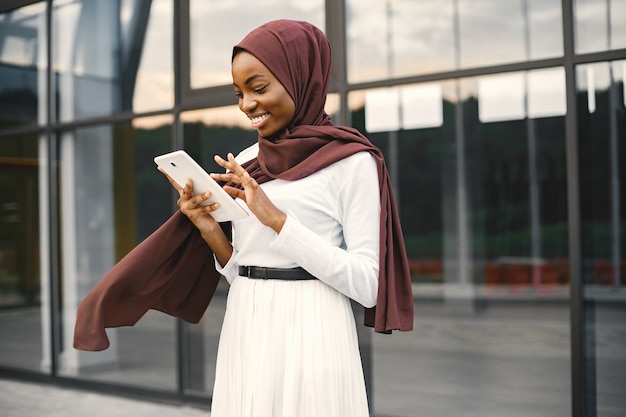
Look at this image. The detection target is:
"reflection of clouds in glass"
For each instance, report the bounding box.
[458,0,526,67]
[527,0,563,59]
[133,71,173,113]
[575,0,608,53]
[611,1,626,49]
[133,0,173,112]
[392,1,455,75]
[574,0,626,52]
[189,0,324,89]
[347,0,563,83]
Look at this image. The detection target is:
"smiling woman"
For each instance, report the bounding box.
[231,51,296,138]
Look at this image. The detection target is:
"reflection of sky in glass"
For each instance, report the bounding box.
[133,0,173,113]
[0,3,46,67]
[347,0,455,82]
[576,0,626,53]
[346,0,563,84]
[364,84,443,132]
[189,0,324,89]
[478,68,566,123]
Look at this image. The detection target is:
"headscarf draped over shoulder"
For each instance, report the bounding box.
[234,20,414,333]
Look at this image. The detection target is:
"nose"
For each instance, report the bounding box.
[239,94,257,113]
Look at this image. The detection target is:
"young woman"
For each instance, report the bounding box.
[74,18,412,417]
[166,20,413,416]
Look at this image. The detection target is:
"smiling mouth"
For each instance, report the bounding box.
[250,113,269,128]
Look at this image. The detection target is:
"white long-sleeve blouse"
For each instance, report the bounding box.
[215,143,380,308]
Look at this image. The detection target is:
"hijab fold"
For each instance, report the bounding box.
[235,19,413,332]
[74,19,412,352]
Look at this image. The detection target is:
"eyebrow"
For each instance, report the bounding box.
[233,73,266,89]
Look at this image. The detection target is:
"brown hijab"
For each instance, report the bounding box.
[234,20,414,333]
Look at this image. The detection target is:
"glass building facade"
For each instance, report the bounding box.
[0,1,624,416]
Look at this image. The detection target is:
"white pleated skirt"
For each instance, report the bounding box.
[210,276,370,417]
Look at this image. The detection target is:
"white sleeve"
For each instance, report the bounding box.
[269,153,380,307]
[214,247,239,284]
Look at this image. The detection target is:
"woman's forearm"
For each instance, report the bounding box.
[201,229,233,267]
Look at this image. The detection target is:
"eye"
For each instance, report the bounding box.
[234,91,243,98]
[254,84,268,94]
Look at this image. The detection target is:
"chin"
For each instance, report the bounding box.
[259,128,284,140]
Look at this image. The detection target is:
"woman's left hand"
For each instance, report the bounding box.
[211,153,286,233]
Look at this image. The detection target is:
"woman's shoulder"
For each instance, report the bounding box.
[335,150,377,171]
[234,142,259,164]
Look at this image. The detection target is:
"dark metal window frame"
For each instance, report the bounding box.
[0,0,625,416]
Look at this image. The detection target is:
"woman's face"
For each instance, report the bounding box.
[232,51,296,139]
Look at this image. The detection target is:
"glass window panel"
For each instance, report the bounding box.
[577,60,626,416]
[575,0,626,53]
[401,83,444,130]
[131,0,174,113]
[478,68,567,123]
[610,0,626,50]
[527,67,566,118]
[526,0,564,59]
[57,116,178,391]
[52,0,172,122]
[349,75,570,415]
[365,88,401,133]
[0,2,47,130]
[458,0,527,68]
[575,0,609,53]
[458,0,563,67]
[0,133,45,373]
[478,73,526,123]
[347,0,456,83]
[347,0,563,84]
[189,0,324,89]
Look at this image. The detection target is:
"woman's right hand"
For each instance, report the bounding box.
[158,166,222,236]
[158,166,234,265]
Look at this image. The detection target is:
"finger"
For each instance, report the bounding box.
[214,153,245,177]
[157,166,183,193]
[214,154,231,171]
[210,172,241,184]
[240,170,258,190]
[223,185,245,200]
[226,152,248,177]
[203,202,220,214]
[182,178,193,197]
[187,189,214,210]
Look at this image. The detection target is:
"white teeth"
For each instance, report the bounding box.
[250,114,269,124]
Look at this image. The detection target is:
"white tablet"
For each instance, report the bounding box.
[154,150,248,222]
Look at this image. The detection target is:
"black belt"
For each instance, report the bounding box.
[239,266,317,281]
